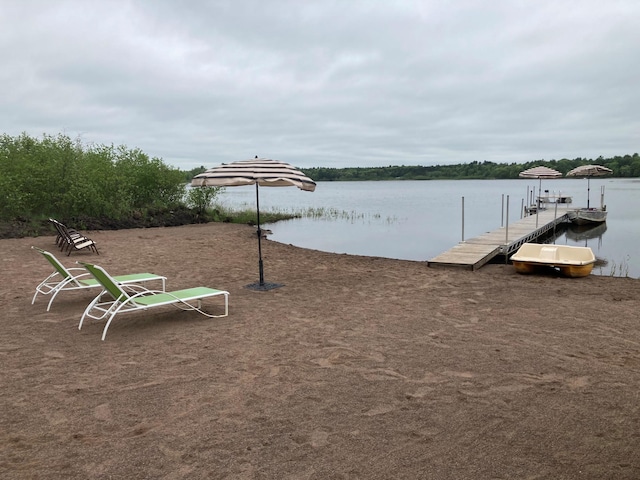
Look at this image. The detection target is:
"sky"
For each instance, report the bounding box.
[2,1,639,170]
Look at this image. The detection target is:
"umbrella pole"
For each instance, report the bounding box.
[537,178,542,210]
[256,183,265,286]
[244,182,284,291]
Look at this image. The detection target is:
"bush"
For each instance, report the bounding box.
[186,186,223,215]
[0,133,187,222]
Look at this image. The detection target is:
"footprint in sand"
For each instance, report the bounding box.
[362,368,406,381]
[443,370,475,379]
[310,430,330,448]
[567,376,589,389]
[312,347,360,367]
[364,404,396,416]
[43,351,65,359]
[405,386,435,399]
[94,403,112,421]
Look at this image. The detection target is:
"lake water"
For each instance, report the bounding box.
[214,178,640,279]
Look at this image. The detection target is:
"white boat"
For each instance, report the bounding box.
[566,165,612,225]
[538,190,572,205]
[510,243,596,277]
[567,207,607,225]
[524,190,572,216]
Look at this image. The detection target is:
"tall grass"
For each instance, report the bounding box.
[213,204,400,225]
[213,205,300,225]
[608,256,631,277]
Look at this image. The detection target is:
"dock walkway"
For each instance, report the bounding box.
[427,209,569,270]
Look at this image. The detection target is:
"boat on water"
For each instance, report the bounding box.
[566,165,612,226]
[510,243,596,278]
[567,207,607,225]
[520,166,564,216]
[524,190,573,216]
[524,192,573,216]
[539,190,572,205]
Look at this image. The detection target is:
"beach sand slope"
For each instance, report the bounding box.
[1,223,639,479]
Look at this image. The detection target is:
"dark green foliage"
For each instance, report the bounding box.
[0,132,302,238]
[185,186,223,215]
[302,154,640,181]
[183,165,208,182]
[0,132,187,222]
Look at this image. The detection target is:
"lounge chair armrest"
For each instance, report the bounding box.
[121,284,154,294]
[126,288,167,299]
[65,268,92,277]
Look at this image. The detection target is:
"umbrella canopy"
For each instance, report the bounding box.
[191,157,316,291]
[518,165,563,179]
[566,164,613,178]
[192,157,316,191]
[519,166,562,211]
[566,164,612,209]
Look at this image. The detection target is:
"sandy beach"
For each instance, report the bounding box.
[1,222,639,479]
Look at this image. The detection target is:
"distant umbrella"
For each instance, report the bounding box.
[519,166,562,210]
[518,165,563,179]
[566,165,613,208]
[566,164,613,178]
[191,157,316,291]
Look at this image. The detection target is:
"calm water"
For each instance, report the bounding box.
[215,179,640,278]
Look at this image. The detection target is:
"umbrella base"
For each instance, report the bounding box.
[245,281,284,291]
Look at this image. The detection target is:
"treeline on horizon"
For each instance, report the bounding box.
[300,154,640,181]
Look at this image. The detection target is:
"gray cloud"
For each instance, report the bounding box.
[1,0,639,169]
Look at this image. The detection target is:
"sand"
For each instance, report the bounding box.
[1,222,639,479]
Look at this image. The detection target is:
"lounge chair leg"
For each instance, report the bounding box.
[102,314,117,341]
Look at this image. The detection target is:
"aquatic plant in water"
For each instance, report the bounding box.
[220,204,401,226]
[608,256,631,278]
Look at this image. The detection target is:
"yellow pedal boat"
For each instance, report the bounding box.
[510,243,596,278]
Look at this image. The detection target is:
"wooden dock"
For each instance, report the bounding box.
[427,209,569,270]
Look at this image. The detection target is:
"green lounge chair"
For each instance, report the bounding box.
[32,247,166,311]
[78,262,229,340]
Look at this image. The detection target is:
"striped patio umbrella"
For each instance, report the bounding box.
[519,165,563,209]
[566,164,612,208]
[518,165,563,180]
[191,157,316,291]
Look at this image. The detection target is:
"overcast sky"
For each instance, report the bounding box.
[2,1,639,169]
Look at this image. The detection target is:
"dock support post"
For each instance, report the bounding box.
[505,195,510,263]
[461,196,465,241]
[505,195,510,243]
[553,202,558,241]
[533,187,540,230]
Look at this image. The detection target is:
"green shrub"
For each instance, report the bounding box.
[0,133,187,222]
[186,186,223,215]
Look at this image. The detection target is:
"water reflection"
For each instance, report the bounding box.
[217,179,640,278]
[564,223,607,244]
[541,222,612,272]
